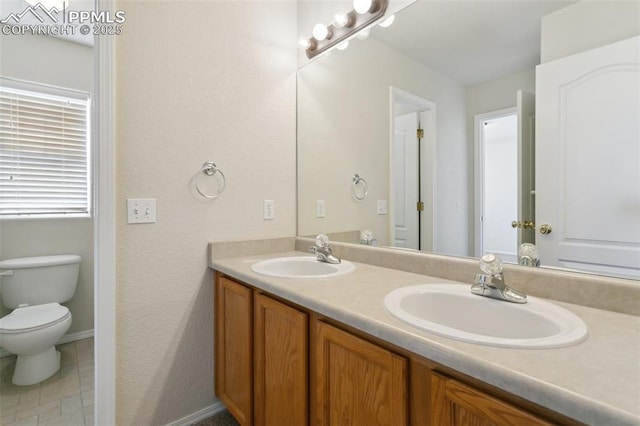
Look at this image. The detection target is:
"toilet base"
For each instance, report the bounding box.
[13,346,61,386]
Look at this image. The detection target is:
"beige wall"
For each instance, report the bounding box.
[541,0,640,63]
[0,32,94,335]
[115,1,297,424]
[298,36,469,255]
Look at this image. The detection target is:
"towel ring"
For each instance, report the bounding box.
[352,174,368,201]
[195,161,226,199]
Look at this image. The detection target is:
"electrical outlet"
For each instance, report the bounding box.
[263,200,275,220]
[316,200,326,218]
[127,199,156,224]
[377,200,388,215]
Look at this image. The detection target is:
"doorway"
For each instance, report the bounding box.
[475,110,518,262]
[390,88,436,251]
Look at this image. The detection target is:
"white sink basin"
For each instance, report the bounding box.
[251,256,355,278]
[384,284,588,348]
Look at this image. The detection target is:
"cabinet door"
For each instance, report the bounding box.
[312,320,408,426]
[254,293,308,426]
[431,372,552,426]
[215,275,253,425]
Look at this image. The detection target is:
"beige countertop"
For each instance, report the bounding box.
[210,250,640,426]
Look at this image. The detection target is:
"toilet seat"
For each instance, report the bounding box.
[0,303,70,334]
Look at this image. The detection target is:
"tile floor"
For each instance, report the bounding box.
[0,338,94,426]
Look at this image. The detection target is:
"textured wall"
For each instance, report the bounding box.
[115,1,297,424]
[0,32,94,335]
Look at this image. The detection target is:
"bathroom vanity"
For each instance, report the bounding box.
[209,238,640,426]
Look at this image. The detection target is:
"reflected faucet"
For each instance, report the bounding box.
[518,243,541,267]
[309,234,342,264]
[359,230,378,246]
[471,254,527,304]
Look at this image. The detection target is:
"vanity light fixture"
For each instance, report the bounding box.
[302,0,389,59]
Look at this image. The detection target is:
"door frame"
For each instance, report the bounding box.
[94,0,116,423]
[474,107,517,257]
[389,87,437,251]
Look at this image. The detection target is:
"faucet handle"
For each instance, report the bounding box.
[518,243,540,267]
[315,234,330,249]
[479,253,503,275]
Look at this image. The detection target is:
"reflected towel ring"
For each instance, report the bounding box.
[352,174,368,201]
[195,161,226,199]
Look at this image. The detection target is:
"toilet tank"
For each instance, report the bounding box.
[0,255,81,309]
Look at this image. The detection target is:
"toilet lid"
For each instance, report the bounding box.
[0,303,69,332]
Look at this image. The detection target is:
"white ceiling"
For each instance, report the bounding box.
[370,0,577,86]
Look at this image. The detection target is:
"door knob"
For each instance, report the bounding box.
[539,224,552,235]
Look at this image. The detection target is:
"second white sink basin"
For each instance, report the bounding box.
[251,256,355,278]
[384,284,588,348]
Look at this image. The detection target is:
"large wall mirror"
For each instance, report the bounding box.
[297,0,640,280]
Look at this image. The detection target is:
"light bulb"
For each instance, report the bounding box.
[298,38,317,51]
[333,13,349,28]
[353,0,373,14]
[337,41,349,50]
[312,23,330,41]
[356,28,370,40]
[298,38,310,49]
[378,15,395,28]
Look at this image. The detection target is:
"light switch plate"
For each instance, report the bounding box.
[316,200,326,218]
[127,199,156,224]
[263,200,275,220]
[377,200,388,215]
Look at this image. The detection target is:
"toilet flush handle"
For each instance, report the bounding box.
[0,270,13,276]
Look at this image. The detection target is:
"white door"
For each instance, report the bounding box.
[536,36,640,278]
[517,90,536,248]
[393,112,419,249]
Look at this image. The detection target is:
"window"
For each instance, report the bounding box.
[0,78,91,218]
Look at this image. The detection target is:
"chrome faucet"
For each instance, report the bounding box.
[471,254,527,304]
[309,234,342,264]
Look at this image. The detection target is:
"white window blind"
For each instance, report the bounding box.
[0,78,91,218]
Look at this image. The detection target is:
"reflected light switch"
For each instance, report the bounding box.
[377,200,388,215]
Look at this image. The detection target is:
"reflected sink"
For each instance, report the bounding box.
[251,256,355,278]
[384,284,588,348]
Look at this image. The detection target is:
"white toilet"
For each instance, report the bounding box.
[0,255,80,386]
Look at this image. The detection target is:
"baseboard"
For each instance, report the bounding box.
[165,402,226,426]
[0,329,94,358]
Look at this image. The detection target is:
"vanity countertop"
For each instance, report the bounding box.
[210,250,640,426]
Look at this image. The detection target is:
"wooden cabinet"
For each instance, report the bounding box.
[430,372,553,426]
[312,320,408,426]
[215,273,576,426]
[215,275,253,425]
[215,274,308,426]
[254,293,308,426]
